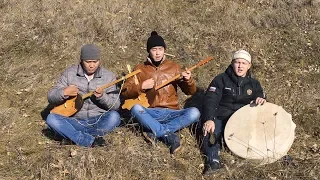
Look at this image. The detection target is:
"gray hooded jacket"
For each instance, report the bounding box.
[48,64,120,119]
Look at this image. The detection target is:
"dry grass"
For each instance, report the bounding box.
[0,0,320,179]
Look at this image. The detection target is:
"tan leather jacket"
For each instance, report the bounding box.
[122,58,197,110]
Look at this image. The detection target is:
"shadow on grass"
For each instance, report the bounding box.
[41,128,63,141]
[183,88,206,148]
[40,103,55,121]
[40,104,67,142]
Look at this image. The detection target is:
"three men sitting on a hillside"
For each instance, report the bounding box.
[46,35,267,176]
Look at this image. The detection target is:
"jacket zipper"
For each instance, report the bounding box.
[237,79,243,96]
[154,67,158,104]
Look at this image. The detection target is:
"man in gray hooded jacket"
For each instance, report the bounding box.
[46,44,120,147]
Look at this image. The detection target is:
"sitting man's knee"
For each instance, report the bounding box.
[109,110,120,119]
[46,113,60,127]
[189,107,201,121]
[108,111,121,126]
[131,104,145,113]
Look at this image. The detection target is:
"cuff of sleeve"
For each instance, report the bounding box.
[138,83,146,93]
[96,93,105,100]
[60,89,69,100]
[204,116,216,122]
[185,77,195,84]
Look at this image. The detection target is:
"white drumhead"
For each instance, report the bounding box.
[224,102,296,165]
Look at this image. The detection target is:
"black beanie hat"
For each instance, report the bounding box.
[80,44,101,60]
[146,31,166,52]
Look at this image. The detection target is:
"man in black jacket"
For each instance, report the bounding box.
[201,50,266,175]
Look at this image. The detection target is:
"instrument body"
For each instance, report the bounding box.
[121,93,149,110]
[224,102,296,165]
[50,69,141,117]
[50,94,83,117]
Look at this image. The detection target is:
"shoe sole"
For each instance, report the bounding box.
[142,132,156,147]
[203,163,223,175]
[172,145,182,154]
[203,167,222,176]
[60,139,74,145]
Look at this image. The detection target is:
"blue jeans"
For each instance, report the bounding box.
[131,104,200,137]
[202,119,227,162]
[46,111,120,147]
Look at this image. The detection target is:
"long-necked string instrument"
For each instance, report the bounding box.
[122,56,214,110]
[50,69,141,117]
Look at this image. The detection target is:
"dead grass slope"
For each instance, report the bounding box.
[0,0,319,179]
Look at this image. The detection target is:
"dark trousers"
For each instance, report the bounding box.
[202,119,227,163]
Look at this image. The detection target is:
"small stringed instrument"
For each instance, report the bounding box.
[50,69,141,117]
[122,56,214,110]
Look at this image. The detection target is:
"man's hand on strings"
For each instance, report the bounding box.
[93,87,104,98]
[181,68,191,81]
[141,78,155,90]
[63,85,79,96]
[203,120,215,136]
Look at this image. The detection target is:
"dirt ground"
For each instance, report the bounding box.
[0,0,319,179]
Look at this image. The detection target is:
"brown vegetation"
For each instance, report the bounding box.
[0,0,319,179]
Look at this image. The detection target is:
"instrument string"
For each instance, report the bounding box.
[261,105,269,158]
[273,112,278,159]
[83,77,126,126]
[262,121,270,157]
[227,110,285,162]
[228,135,267,157]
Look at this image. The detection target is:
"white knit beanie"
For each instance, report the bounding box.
[232,50,251,63]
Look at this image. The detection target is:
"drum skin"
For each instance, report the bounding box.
[224,102,296,165]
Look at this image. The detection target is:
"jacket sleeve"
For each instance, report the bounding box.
[95,73,121,110]
[121,66,144,99]
[47,70,70,105]
[253,80,266,100]
[177,65,197,95]
[202,75,224,122]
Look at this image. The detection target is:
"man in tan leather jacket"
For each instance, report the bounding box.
[122,31,200,154]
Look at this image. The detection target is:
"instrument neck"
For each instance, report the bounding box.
[154,63,199,91]
[82,69,141,99]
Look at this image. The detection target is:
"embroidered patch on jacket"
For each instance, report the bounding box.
[247,89,252,95]
[209,86,216,92]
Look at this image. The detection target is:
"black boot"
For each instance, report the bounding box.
[60,138,74,145]
[91,137,106,147]
[162,132,181,154]
[203,160,222,175]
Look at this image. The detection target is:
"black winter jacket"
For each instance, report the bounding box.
[202,65,265,122]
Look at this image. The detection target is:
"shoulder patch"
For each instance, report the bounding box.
[208,86,216,92]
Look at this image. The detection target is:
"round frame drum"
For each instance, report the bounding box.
[224,102,296,165]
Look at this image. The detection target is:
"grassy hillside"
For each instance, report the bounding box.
[0,0,319,179]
